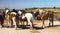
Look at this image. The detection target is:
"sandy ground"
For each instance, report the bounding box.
[0,20,60,34]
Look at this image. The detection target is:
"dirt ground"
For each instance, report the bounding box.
[0,20,60,34]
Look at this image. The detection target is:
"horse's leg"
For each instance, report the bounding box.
[49,19,52,27]
[26,21,28,26]
[1,16,4,27]
[42,20,45,28]
[16,18,19,28]
[6,17,10,27]
[50,20,53,27]
[48,18,50,27]
[49,20,51,27]
[10,20,13,27]
[20,20,22,26]
[49,22,51,27]
[27,19,33,29]
[23,21,24,25]
[0,21,2,28]
[1,19,4,28]
[22,21,24,28]
[5,15,9,27]
[12,17,17,30]
[6,18,8,27]
[9,20,11,27]
[52,19,53,27]
[0,19,3,28]
[20,21,23,28]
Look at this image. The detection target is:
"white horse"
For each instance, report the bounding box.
[18,10,34,29]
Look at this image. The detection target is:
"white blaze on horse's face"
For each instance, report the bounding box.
[18,10,22,15]
[6,9,9,14]
[11,12,17,15]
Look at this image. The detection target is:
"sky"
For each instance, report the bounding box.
[0,0,60,9]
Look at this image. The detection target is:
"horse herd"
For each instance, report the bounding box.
[0,8,54,30]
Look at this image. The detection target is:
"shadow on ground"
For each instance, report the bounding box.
[2,25,60,30]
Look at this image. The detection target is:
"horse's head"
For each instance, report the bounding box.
[33,9,39,14]
[5,8,10,14]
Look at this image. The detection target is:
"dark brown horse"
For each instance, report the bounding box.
[47,11,54,27]
[0,11,4,28]
[33,9,40,20]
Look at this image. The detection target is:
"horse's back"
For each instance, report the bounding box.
[25,13,33,19]
[9,13,16,20]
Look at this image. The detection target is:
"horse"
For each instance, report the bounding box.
[0,10,4,28]
[33,9,40,20]
[41,11,54,28]
[40,12,46,28]
[33,9,47,28]
[9,12,19,29]
[33,9,45,20]
[33,9,54,28]
[18,10,34,29]
[46,11,54,27]
[5,8,19,30]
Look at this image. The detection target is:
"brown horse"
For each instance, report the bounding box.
[41,11,54,28]
[40,12,46,28]
[5,8,19,30]
[8,12,19,30]
[33,9,46,28]
[9,14,16,26]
